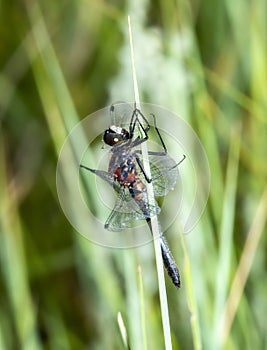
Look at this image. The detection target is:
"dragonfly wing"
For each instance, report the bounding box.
[81,167,121,194]
[139,154,179,197]
[110,102,134,128]
[105,189,160,231]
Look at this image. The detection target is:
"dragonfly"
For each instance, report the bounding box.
[80,104,186,288]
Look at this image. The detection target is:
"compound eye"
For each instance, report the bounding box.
[103,129,117,146]
[103,126,130,146]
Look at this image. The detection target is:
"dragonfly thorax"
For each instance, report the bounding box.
[104,125,130,146]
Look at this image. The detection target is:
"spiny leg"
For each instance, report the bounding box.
[135,153,186,184]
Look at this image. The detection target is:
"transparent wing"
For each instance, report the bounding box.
[110,101,134,128]
[105,189,160,231]
[81,168,121,194]
[81,166,161,230]
[138,153,179,197]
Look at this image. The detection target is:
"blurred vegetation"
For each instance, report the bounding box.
[0,0,266,349]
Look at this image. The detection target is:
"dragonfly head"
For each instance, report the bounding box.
[104,125,130,146]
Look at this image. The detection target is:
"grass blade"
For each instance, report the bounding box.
[128,15,173,350]
[220,188,267,344]
[212,128,241,349]
[117,312,131,350]
[181,235,202,350]
[137,265,148,350]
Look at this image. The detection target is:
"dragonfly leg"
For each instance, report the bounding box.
[129,109,169,153]
[131,110,168,154]
[129,108,150,135]
[132,110,168,154]
[135,154,153,183]
[150,113,168,154]
[135,154,186,183]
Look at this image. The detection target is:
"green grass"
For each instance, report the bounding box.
[0,0,266,349]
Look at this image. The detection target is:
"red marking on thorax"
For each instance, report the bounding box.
[114,168,123,181]
[114,168,136,184]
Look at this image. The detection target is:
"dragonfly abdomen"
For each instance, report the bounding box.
[160,236,181,288]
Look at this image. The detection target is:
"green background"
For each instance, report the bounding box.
[0,1,266,349]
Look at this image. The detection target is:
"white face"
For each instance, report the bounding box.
[110,125,123,135]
